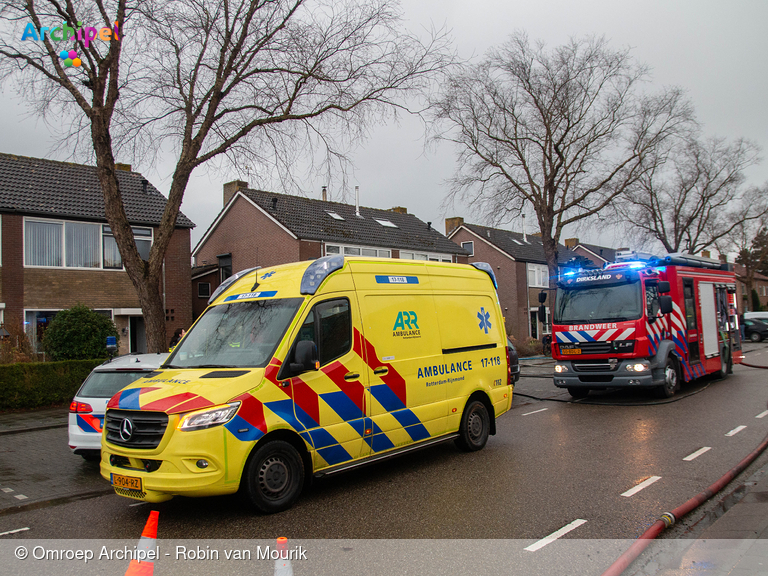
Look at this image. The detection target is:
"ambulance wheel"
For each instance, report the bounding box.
[655,357,679,398]
[456,400,490,452]
[567,387,590,400]
[244,440,304,514]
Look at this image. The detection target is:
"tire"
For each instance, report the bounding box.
[80,450,100,462]
[750,332,762,343]
[455,400,490,452]
[243,440,304,514]
[567,387,590,400]
[655,356,679,398]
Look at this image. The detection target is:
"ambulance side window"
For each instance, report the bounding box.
[297,298,351,367]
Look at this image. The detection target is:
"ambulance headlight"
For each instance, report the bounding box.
[554,364,568,373]
[626,362,650,372]
[178,402,240,431]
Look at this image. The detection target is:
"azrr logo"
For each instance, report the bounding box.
[393,311,419,331]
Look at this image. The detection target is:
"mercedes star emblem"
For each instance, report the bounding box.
[120,418,134,441]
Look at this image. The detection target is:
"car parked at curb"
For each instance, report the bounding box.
[744,319,768,343]
[507,338,521,382]
[68,353,168,461]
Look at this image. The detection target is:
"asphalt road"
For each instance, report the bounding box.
[2,343,768,549]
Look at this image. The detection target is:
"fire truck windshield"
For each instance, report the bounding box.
[555,282,642,324]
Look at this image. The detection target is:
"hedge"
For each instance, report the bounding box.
[0,359,104,411]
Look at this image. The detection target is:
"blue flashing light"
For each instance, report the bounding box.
[471,262,498,289]
[301,254,345,294]
[628,262,646,269]
[208,266,261,305]
[563,270,576,277]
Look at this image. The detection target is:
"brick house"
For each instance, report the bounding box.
[446,218,579,341]
[734,264,768,313]
[191,182,469,319]
[563,238,620,268]
[0,154,195,354]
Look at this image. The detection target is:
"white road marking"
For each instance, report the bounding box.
[756,410,768,419]
[522,408,549,416]
[683,447,712,461]
[0,527,29,537]
[1,488,13,493]
[13,494,28,500]
[621,476,662,497]
[129,502,148,507]
[524,519,587,552]
[725,426,747,437]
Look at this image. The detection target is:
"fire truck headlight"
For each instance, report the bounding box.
[626,362,650,372]
[555,364,568,373]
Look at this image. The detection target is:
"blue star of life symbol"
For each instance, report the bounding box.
[477,307,492,334]
[260,271,276,279]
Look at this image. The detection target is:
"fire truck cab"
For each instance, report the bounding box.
[551,253,743,399]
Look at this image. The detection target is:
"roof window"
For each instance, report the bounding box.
[375,219,398,228]
[326,211,345,221]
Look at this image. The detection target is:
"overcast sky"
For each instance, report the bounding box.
[2,0,767,252]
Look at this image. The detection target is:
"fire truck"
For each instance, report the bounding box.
[550,252,743,399]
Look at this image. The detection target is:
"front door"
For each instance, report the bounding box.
[286,295,370,470]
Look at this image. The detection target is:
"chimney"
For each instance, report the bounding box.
[141,178,148,195]
[322,186,327,202]
[522,214,527,242]
[355,186,360,218]
[565,238,579,249]
[445,217,464,236]
[702,250,711,258]
[390,206,408,214]
[719,253,728,263]
[223,180,248,207]
[115,163,132,171]
[427,222,432,231]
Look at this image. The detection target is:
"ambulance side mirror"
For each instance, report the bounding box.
[657,281,671,294]
[291,340,319,375]
[659,295,673,315]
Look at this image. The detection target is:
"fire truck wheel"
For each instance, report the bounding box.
[456,400,490,452]
[655,357,679,398]
[567,387,590,400]
[244,440,305,514]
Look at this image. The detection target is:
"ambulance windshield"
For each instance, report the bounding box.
[165,298,303,369]
[555,283,642,324]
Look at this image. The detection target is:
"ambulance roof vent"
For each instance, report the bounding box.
[471,262,498,290]
[301,254,345,294]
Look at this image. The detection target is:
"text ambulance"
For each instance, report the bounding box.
[552,253,743,399]
[101,256,513,512]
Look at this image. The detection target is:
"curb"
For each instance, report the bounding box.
[0,423,68,437]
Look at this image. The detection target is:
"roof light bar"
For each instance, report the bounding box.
[208,266,261,305]
[471,262,498,289]
[301,255,345,294]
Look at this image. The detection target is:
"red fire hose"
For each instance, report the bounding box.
[600,431,768,576]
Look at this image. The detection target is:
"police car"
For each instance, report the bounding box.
[68,353,168,461]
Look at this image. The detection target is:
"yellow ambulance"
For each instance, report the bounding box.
[101,256,514,512]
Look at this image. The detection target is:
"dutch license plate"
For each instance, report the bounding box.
[111,473,142,491]
[562,348,582,355]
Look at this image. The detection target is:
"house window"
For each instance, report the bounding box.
[25,220,62,266]
[218,254,232,282]
[65,222,100,268]
[326,244,390,258]
[102,226,152,269]
[527,263,549,288]
[198,283,211,298]
[462,241,474,256]
[400,251,451,262]
[374,219,398,228]
[325,211,344,221]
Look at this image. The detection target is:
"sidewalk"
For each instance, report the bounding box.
[0,405,69,435]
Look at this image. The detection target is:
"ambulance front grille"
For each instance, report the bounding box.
[113,486,146,500]
[105,409,168,449]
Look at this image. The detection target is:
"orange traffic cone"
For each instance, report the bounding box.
[274,537,293,576]
[124,510,159,576]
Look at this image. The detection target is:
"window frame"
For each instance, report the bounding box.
[24,217,154,271]
[292,296,352,368]
[325,243,391,259]
[198,282,211,298]
[461,241,474,257]
[527,263,549,288]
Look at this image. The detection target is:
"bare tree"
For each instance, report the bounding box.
[0,0,451,351]
[431,33,693,285]
[716,216,768,307]
[620,135,766,254]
